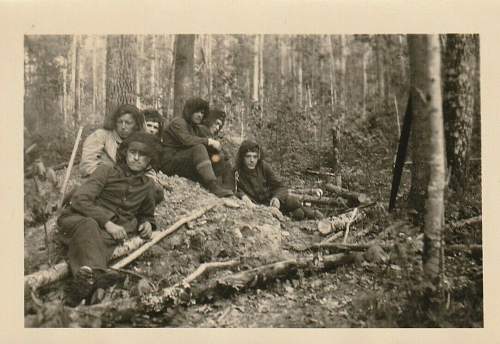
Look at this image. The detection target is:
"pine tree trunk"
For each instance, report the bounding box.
[61,60,68,125]
[362,48,369,121]
[92,36,98,114]
[73,35,81,125]
[69,36,77,120]
[298,36,304,108]
[339,35,347,118]
[328,35,336,111]
[136,36,144,108]
[252,35,259,102]
[408,34,445,285]
[259,34,265,112]
[105,35,138,118]
[375,35,385,106]
[173,34,195,117]
[151,35,157,107]
[443,34,474,191]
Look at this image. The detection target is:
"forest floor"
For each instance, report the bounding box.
[23,114,483,328]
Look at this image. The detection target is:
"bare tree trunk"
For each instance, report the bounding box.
[443,34,475,191]
[73,35,81,125]
[206,35,213,103]
[375,35,385,108]
[173,34,195,117]
[69,35,77,121]
[298,36,304,109]
[252,35,259,102]
[151,35,157,107]
[408,34,445,285]
[339,35,347,119]
[92,36,98,114]
[105,35,138,118]
[362,47,370,120]
[135,36,144,108]
[328,35,336,112]
[259,34,265,113]
[61,59,68,125]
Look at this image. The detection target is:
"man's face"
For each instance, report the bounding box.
[243,151,259,170]
[116,113,136,139]
[144,120,160,136]
[126,142,151,172]
[209,119,224,135]
[191,111,204,124]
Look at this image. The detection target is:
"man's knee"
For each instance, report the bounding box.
[191,144,210,164]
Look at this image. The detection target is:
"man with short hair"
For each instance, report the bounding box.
[58,132,159,306]
[160,98,233,197]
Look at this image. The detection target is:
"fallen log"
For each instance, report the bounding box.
[449,216,482,229]
[325,183,370,205]
[25,202,219,292]
[316,208,363,236]
[290,188,323,197]
[305,169,336,178]
[290,194,343,206]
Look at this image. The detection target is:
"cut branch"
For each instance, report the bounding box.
[25,202,219,292]
[325,183,370,205]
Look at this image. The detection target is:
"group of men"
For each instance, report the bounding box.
[58,97,322,306]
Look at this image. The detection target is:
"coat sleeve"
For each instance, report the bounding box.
[79,129,107,177]
[70,165,116,227]
[263,162,288,200]
[136,182,157,230]
[166,118,209,147]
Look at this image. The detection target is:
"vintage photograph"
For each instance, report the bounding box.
[23,34,482,328]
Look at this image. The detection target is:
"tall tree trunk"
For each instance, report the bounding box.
[73,35,81,125]
[443,34,474,192]
[252,35,259,102]
[375,35,385,108]
[105,35,138,118]
[92,36,98,114]
[362,47,370,121]
[298,36,304,109]
[206,35,213,103]
[151,35,157,107]
[61,59,68,125]
[408,35,445,286]
[339,35,347,118]
[173,34,195,117]
[328,35,336,111]
[259,34,265,112]
[136,36,144,108]
[69,35,77,121]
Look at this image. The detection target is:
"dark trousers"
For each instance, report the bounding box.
[161,144,223,183]
[277,194,302,213]
[58,216,117,274]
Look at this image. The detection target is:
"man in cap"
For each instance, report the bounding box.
[58,132,159,306]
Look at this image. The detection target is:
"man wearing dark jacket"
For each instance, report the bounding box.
[231,140,322,220]
[58,132,159,306]
[160,98,232,197]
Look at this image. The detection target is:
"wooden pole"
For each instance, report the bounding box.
[57,126,83,209]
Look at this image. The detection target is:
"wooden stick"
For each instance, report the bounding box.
[24,202,219,292]
[342,208,358,244]
[112,201,218,269]
[57,126,83,209]
[182,260,239,285]
[320,230,344,244]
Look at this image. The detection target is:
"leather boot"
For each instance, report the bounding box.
[206,180,233,198]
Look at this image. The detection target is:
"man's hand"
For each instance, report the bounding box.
[270,197,280,209]
[138,221,153,239]
[105,221,127,241]
[208,138,222,151]
[241,195,255,208]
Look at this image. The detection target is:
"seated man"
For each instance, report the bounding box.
[160,98,232,197]
[57,132,159,306]
[231,140,323,220]
[80,104,143,178]
[196,108,233,188]
[141,109,165,203]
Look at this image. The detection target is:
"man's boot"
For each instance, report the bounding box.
[206,180,234,198]
[196,160,233,197]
